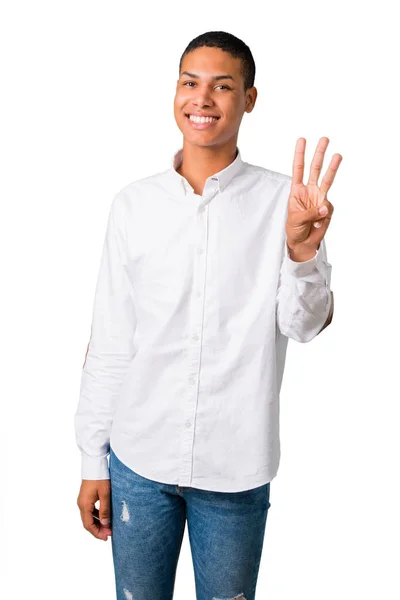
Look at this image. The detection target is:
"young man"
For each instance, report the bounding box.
[75,31,341,600]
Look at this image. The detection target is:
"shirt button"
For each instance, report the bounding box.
[199,205,205,213]
[197,291,201,298]
[192,334,199,341]
[185,420,191,428]
[189,377,196,385]
[197,248,204,254]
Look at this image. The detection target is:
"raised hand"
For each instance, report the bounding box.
[286,137,342,259]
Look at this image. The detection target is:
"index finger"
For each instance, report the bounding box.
[320,153,343,196]
[292,138,306,185]
[80,503,107,540]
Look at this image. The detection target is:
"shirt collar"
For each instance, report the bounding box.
[170,146,245,196]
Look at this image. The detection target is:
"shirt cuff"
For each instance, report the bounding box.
[285,241,321,277]
[81,453,110,480]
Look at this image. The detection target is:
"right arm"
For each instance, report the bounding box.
[74,192,137,480]
[74,192,136,540]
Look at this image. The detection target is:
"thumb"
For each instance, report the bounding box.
[301,204,328,224]
[99,490,111,525]
[317,204,328,217]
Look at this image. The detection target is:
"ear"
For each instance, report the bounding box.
[245,87,258,113]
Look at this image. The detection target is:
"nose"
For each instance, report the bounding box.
[192,88,214,109]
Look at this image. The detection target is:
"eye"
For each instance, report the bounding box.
[182,82,231,90]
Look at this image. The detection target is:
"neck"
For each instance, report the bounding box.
[177,137,238,195]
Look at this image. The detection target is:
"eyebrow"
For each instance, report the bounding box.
[180,71,235,82]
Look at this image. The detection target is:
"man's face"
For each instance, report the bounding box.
[174,46,257,148]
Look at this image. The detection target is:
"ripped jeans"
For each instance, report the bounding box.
[109,446,271,600]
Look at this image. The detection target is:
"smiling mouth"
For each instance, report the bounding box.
[184,114,221,130]
[185,114,220,122]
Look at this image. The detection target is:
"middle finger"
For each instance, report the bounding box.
[308,137,329,186]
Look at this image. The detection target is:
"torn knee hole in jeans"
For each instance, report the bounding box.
[121,500,130,522]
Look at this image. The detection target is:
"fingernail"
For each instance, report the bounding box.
[100,518,110,525]
[319,206,328,216]
[314,222,322,228]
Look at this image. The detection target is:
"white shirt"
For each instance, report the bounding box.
[74,146,333,492]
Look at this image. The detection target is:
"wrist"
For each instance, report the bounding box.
[287,242,319,262]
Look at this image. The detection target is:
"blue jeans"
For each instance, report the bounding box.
[109,446,271,600]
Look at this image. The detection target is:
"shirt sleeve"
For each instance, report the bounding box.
[275,235,333,343]
[74,193,137,479]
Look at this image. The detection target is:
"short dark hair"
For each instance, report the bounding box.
[179,31,256,92]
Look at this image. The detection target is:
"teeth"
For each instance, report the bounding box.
[189,115,218,123]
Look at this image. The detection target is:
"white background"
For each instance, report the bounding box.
[2,0,399,598]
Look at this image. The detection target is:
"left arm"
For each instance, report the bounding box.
[276,136,341,342]
[276,237,333,343]
[318,290,334,334]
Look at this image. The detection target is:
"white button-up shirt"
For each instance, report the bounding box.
[74,147,333,492]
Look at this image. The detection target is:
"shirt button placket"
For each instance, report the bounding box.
[178,198,210,487]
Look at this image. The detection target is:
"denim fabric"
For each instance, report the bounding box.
[110,446,271,600]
